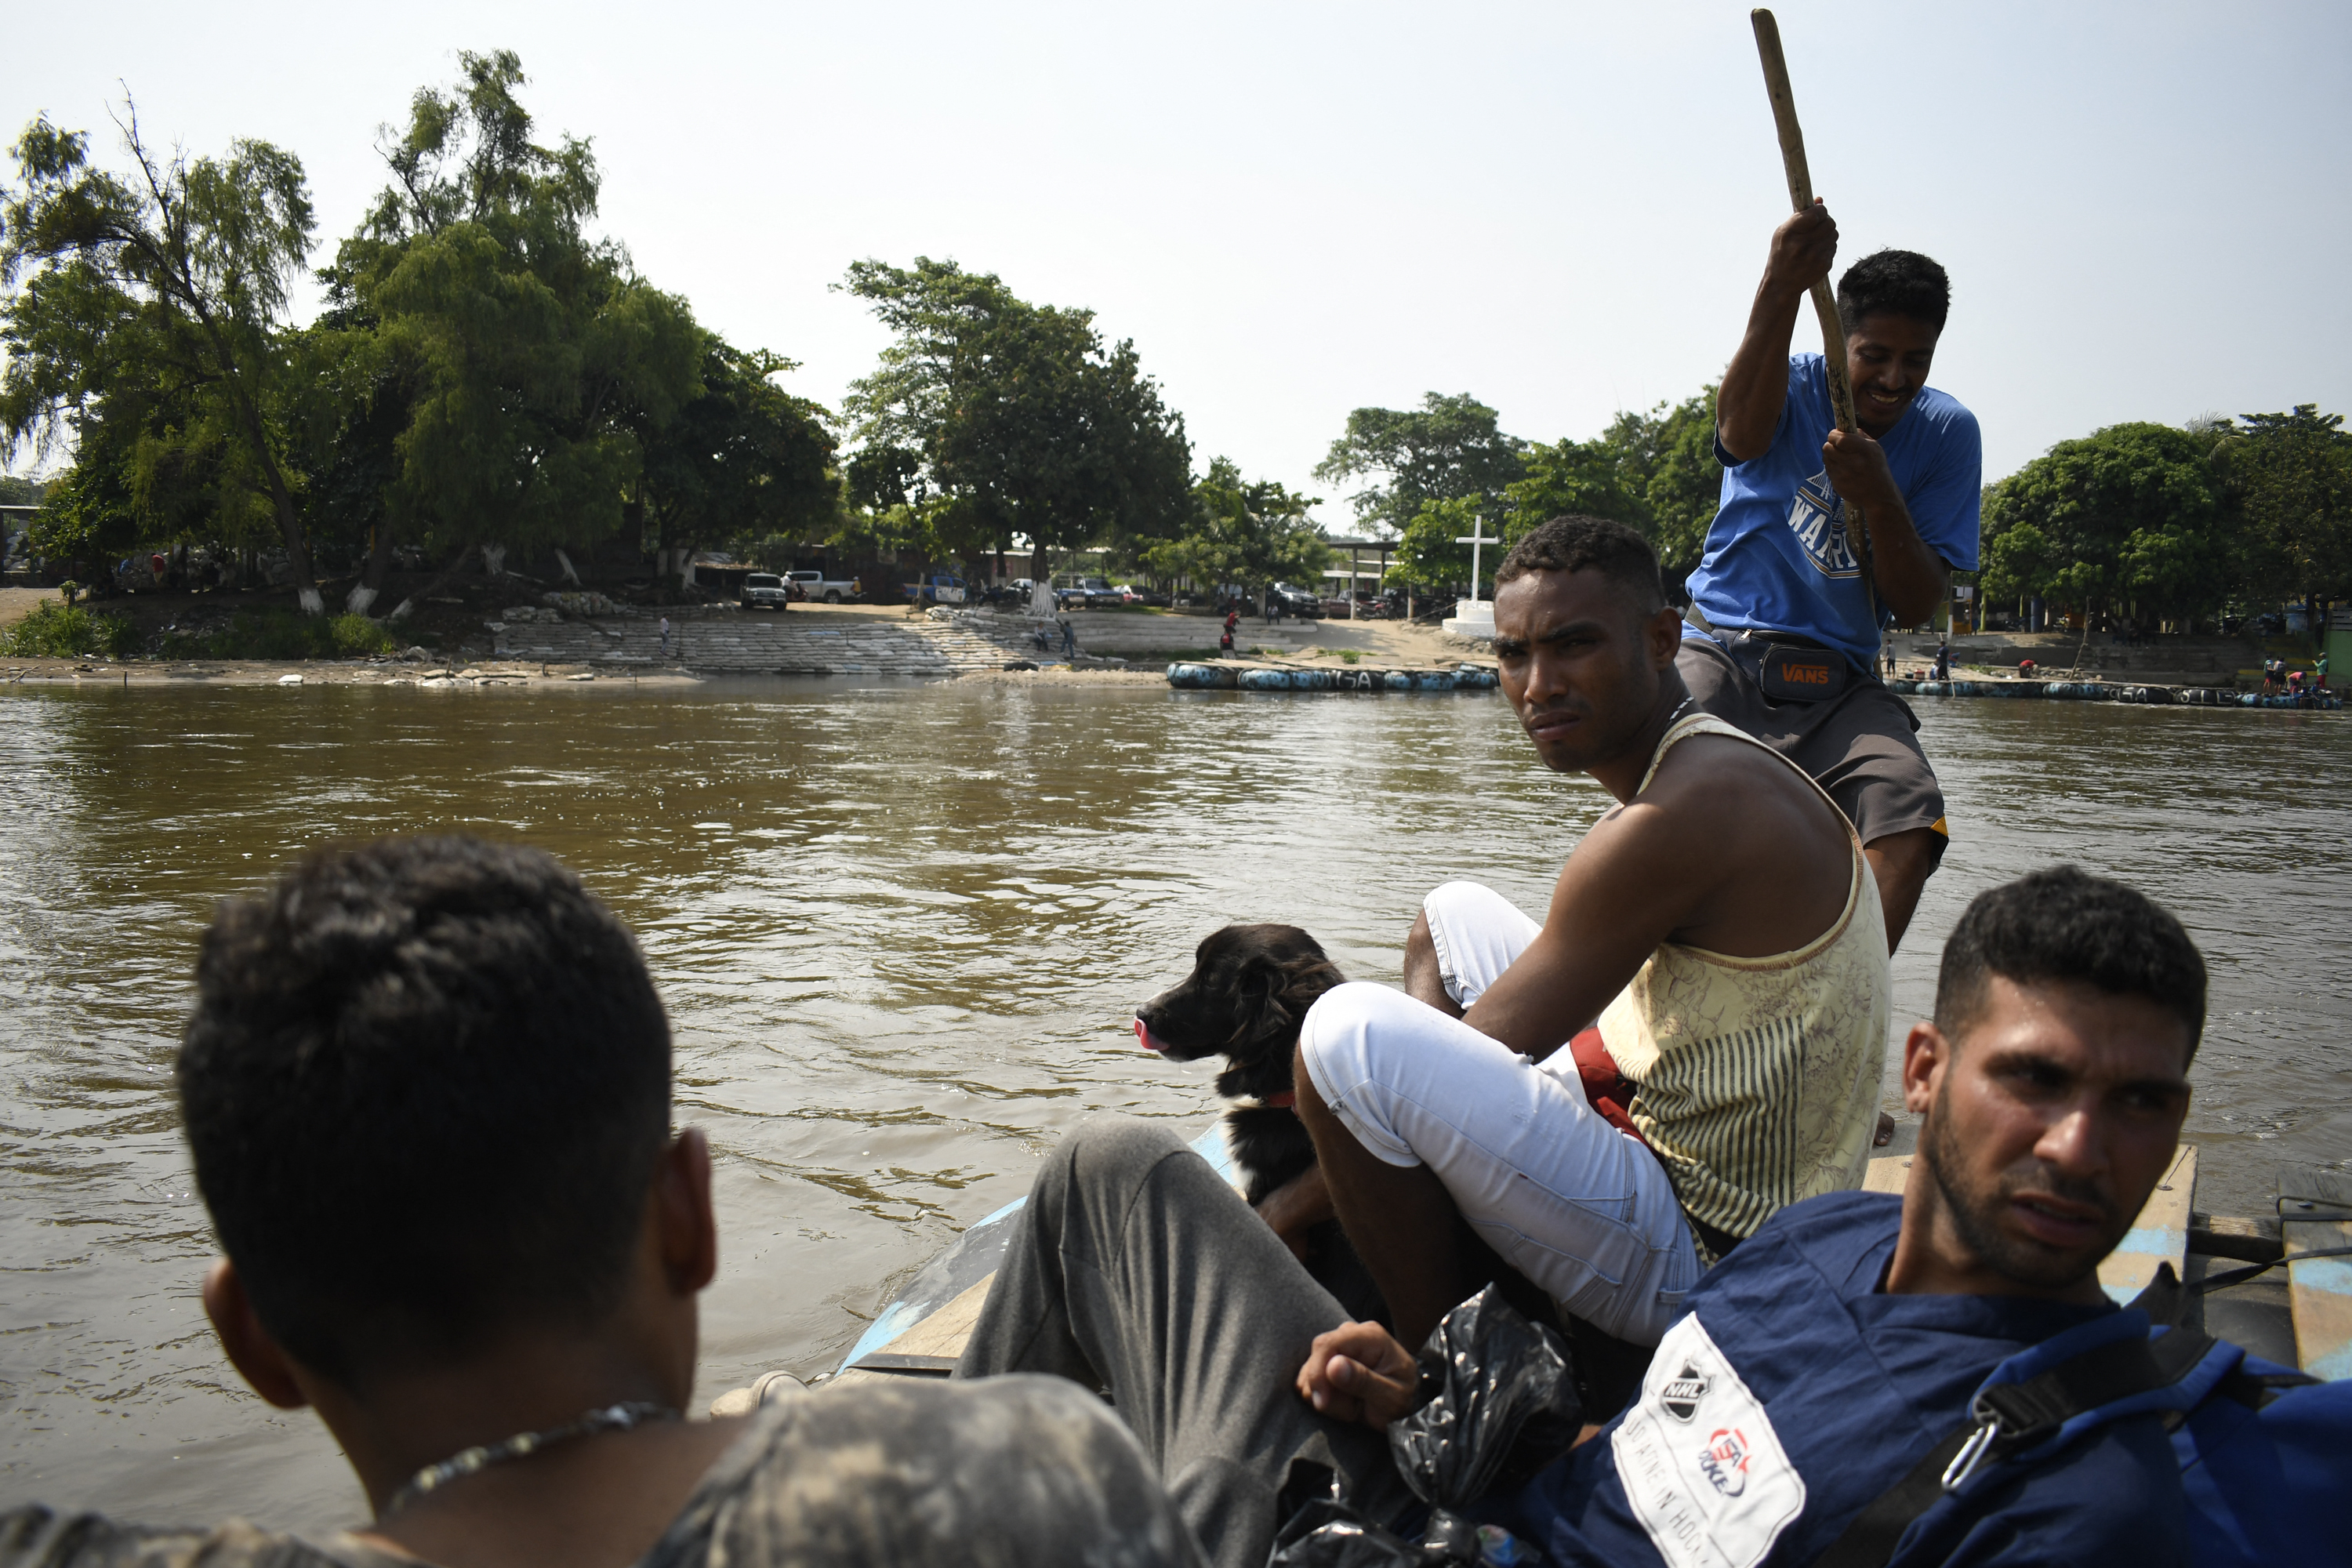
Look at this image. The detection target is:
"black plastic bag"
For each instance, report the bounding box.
[1268,1287,1581,1566]
[1388,1283,1584,1509]
[1267,1494,1439,1568]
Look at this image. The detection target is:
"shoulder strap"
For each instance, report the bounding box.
[1811,1291,2223,1568]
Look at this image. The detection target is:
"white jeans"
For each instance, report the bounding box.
[1297,881,1700,1345]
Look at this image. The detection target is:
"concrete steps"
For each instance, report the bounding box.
[942,609,1321,659]
[490,612,1016,676]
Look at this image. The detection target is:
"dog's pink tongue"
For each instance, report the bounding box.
[1134,1017,1167,1054]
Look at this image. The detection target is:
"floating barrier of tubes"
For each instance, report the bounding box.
[1888,678,2339,710]
[1167,662,1503,694]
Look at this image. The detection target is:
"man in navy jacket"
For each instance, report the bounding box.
[960,866,2286,1568]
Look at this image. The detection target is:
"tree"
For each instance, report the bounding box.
[328,51,702,615]
[1979,423,2234,641]
[1145,457,1328,614]
[634,339,837,579]
[1388,495,1492,592]
[1501,388,1722,583]
[1,108,327,608]
[1313,393,1526,542]
[2214,405,2352,617]
[840,257,1192,587]
[1613,388,1724,579]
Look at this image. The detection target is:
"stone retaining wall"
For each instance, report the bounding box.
[491,611,1014,676]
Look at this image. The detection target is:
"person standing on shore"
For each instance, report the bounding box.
[1682,202,1981,951]
[659,616,673,661]
[1935,637,1951,681]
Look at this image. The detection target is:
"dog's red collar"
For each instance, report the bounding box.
[1261,1091,1296,1110]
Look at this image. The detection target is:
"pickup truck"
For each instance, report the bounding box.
[784,569,860,604]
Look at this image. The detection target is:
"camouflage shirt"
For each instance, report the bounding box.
[3,1376,1201,1568]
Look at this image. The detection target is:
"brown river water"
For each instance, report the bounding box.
[2,678,2347,1532]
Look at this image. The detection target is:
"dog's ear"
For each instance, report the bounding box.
[1229,943,1345,1058]
[1233,957,1292,1054]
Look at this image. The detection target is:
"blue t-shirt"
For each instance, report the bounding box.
[1686,355,1982,667]
[1479,1191,2187,1568]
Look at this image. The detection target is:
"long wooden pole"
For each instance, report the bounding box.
[1751,9,1878,617]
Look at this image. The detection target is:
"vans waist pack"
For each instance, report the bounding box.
[1758,642,1848,701]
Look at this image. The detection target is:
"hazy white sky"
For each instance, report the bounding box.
[10,2,2349,524]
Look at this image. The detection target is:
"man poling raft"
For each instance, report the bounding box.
[1678,12,1984,953]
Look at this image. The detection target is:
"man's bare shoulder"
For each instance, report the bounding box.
[1636,728,1835,823]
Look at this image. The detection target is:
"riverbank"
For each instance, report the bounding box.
[0,654,1174,688]
[1890,675,2341,710]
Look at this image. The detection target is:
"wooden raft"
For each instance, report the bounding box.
[2281,1166,2352,1381]
[815,1139,2341,1398]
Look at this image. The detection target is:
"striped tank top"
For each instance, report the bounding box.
[1596,712,1891,1247]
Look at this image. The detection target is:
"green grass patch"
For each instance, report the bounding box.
[1338,649,1363,665]
[162,609,397,661]
[2,601,140,659]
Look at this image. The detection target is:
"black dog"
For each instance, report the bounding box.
[1134,924,1389,1328]
[1133,923,1345,1206]
[1134,926,1345,1213]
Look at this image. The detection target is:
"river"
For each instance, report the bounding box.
[2,679,2346,1531]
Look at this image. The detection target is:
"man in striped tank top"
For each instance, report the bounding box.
[1273,516,1892,1352]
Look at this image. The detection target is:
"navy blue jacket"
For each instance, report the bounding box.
[1479,1191,2187,1567]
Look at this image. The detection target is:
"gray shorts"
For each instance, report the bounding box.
[1676,632,1948,855]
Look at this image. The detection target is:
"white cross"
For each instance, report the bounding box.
[1454,518,1501,601]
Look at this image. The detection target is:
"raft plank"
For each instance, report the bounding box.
[833,1273,996,1385]
[2281,1166,2352,1381]
[830,1125,1241,1385]
[1863,1154,1909,1195]
[2100,1145,2197,1305]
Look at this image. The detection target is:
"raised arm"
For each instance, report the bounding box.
[1717,201,1838,463]
[1820,428,1950,625]
[1459,800,1709,1059]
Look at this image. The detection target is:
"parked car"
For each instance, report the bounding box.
[739,572,798,611]
[903,572,969,605]
[1113,583,1171,607]
[786,568,859,604]
[1269,582,1323,617]
[1054,575,1125,609]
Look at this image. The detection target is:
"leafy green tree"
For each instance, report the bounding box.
[1613,388,1724,577]
[1500,389,1722,583]
[1313,393,1526,543]
[2214,406,2352,616]
[1979,423,2234,640]
[1,109,326,608]
[840,257,1192,587]
[635,339,837,579]
[1145,457,1328,614]
[1389,495,1491,591]
[328,51,702,616]
[1500,438,1643,552]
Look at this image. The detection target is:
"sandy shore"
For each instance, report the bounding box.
[0,655,1195,688]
